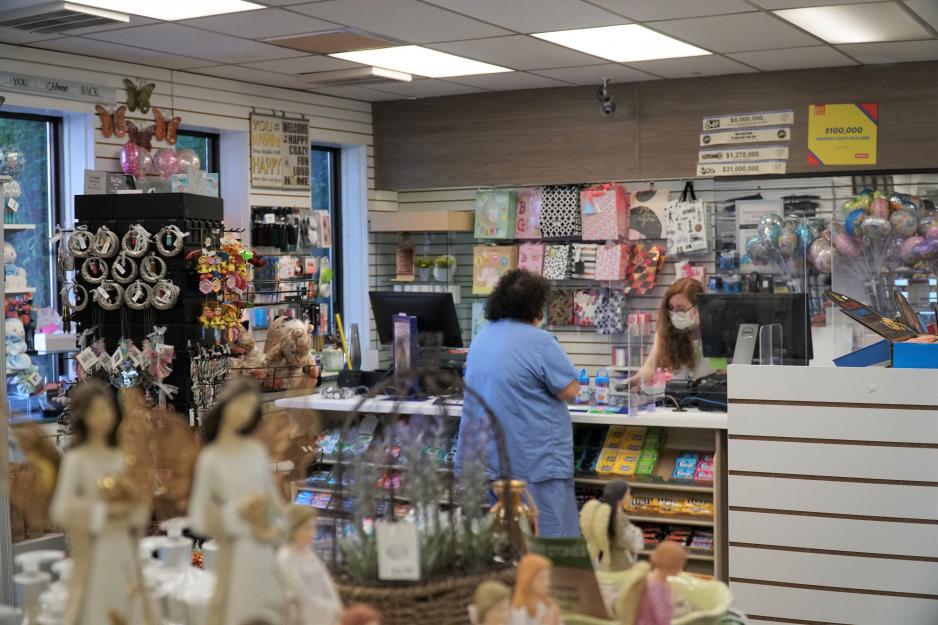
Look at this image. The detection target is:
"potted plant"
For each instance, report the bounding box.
[433,255,457,282]
[415,256,434,281]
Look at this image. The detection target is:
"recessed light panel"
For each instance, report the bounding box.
[774,2,931,44]
[71,0,263,21]
[532,24,711,63]
[331,45,511,78]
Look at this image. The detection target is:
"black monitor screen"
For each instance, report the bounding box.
[369,291,464,347]
[698,293,812,364]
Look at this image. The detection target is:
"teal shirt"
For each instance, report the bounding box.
[456,319,579,483]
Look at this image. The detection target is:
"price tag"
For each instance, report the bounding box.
[76,347,98,371]
[376,520,420,581]
[7,198,19,212]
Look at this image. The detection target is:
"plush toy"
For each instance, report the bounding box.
[4,242,27,290]
[263,317,318,389]
[6,318,32,372]
[230,331,266,379]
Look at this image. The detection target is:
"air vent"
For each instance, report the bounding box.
[302,67,412,87]
[0,2,128,34]
[267,29,397,55]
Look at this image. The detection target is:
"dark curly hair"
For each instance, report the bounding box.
[484,269,550,323]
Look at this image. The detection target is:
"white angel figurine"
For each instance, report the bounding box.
[277,505,343,625]
[188,378,286,625]
[49,379,156,625]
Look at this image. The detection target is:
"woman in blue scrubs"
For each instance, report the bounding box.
[456,270,581,537]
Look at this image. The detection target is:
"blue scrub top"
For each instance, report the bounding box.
[456,319,579,483]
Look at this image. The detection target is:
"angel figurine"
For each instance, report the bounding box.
[49,379,156,625]
[188,378,286,625]
[579,479,644,571]
[512,554,561,625]
[277,505,342,625]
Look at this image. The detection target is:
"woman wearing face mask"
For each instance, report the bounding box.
[629,278,718,386]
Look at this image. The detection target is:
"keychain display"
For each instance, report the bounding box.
[140,254,168,283]
[61,282,89,313]
[151,280,180,310]
[125,280,152,310]
[91,226,119,258]
[67,225,93,258]
[111,253,138,284]
[121,224,151,257]
[80,257,109,284]
[93,281,124,310]
[155,224,188,256]
[191,235,258,345]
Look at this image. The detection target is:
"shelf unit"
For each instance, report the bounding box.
[639,548,714,562]
[3,224,37,231]
[4,287,35,295]
[573,474,713,494]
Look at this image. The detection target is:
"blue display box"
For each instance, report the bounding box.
[834,339,938,368]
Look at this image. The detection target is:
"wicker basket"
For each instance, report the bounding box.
[337,567,516,625]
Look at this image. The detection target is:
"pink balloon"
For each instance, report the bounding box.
[832,233,861,257]
[869,196,890,218]
[176,149,201,174]
[153,148,180,179]
[927,226,938,241]
[899,236,924,263]
[120,142,151,180]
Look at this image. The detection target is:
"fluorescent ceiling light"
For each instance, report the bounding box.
[774,3,930,44]
[70,0,264,21]
[330,45,511,78]
[532,24,710,63]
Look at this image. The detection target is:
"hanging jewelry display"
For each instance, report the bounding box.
[67,225,93,258]
[125,280,152,310]
[61,282,89,313]
[111,253,138,284]
[142,326,177,407]
[80,257,109,284]
[93,281,124,311]
[140,254,167,283]
[150,280,180,310]
[121,224,151,257]
[91,225,119,258]
[155,224,188,256]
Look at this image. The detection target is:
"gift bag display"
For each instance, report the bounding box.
[547,289,574,325]
[472,245,518,295]
[666,182,709,255]
[624,244,666,296]
[475,189,517,240]
[594,242,629,281]
[515,187,544,239]
[543,244,571,280]
[570,243,597,280]
[518,242,545,275]
[540,185,581,239]
[573,289,601,327]
[581,183,629,241]
[629,186,670,240]
[471,301,488,339]
[595,291,626,335]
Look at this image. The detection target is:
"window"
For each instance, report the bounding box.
[312,146,342,321]
[174,130,220,174]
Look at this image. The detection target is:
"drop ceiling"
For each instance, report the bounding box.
[0,0,936,102]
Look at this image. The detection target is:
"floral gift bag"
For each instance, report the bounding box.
[594,242,630,281]
[547,289,574,325]
[518,242,545,275]
[573,289,601,327]
[581,183,629,241]
[515,187,544,239]
[543,244,571,280]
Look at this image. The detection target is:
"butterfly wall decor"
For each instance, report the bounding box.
[153,107,182,145]
[125,120,156,151]
[123,78,156,113]
[94,104,127,139]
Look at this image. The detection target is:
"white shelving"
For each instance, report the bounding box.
[5,287,36,295]
[627,513,714,528]
[573,475,713,494]
[639,548,714,562]
[3,224,37,231]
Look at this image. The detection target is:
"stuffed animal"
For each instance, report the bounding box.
[230,331,266,379]
[6,318,32,371]
[4,242,28,290]
[263,318,318,389]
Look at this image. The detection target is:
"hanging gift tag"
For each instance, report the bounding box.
[111,347,126,369]
[199,279,214,294]
[264,213,276,224]
[97,352,113,372]
[7,197,19,212]
[76,347,98,371]
[376,520,420,581]
[128,344,143,367]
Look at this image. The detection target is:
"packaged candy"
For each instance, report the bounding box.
[596,450,620,476]
[603,425,627,449]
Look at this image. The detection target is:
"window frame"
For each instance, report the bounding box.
[174,128,220,177]
[313,145,343,323]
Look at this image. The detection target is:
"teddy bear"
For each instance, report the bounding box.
[263,317,318,390]
[4,242,28,290]
[6,317,33,372]
[230,331,267,380]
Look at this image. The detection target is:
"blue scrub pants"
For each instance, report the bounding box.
[526,477,580,538]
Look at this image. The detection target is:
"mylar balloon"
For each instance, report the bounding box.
[860,215,891,239]
[760,222,781,247]
[813,246,833,274]
[832,232,861,257]
[844,208,867,237]
[777,228,799,257]
[889,210,918,238]
[926,226,938,241]
[899,236,924,263]
[759,214,784,229]
[120,142,151,180]
[177,149,201,173]
[918,212,938,236]
[795,223,814,252]
[870,197,890,219]
[912,238,938,262]
[153,148,180,179]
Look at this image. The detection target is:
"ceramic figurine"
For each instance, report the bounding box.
[512,554,561,625]
[3,241,27,290]
[277,505,342,625]
[635,542,687,625]
[340,604,382,625]
[49,380,155,625]
[579,479,644,571]
[188,378,286,625]
[470,580,512,625]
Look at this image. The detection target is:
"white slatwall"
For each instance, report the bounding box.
[727,365,938,625]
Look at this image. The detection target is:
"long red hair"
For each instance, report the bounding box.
[513,554,554,618]
[656,278,704,371]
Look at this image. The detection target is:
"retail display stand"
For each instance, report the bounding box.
[73,193,224,417]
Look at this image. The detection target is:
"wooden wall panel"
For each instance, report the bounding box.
[375,61,938,190]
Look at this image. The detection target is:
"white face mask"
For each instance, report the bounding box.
[670,308,697,331]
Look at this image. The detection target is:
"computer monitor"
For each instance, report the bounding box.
[698,293,813,365]
[369,291,464,348]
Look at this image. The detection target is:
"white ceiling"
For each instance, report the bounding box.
[0,0,936,102]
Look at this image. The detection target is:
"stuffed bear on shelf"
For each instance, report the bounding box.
[263,317,318,390]
[4,242,28,290]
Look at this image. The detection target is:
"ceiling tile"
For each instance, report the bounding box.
[190,64,307,88]
[0,28,64,45]
[627,54,757,78]
[421,0,628,33]
[308,85,399,101]
[532,63,657,84]
[289,0,509,43]
[648,12,821,53]
[588,0,753,21]
[181,8,339,39]
[368,79,487,98]
[87,23,302,63]
[729,45,858,71]
[837,39,938,63]
[66,15,159,36]
[905,0,938,31]
[33,37,213,69]
[242,54,358,73]
[430,35,604,70]
[447,71,572,90]
[749,0,886,8]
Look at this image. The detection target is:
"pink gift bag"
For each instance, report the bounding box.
[515,188,543,239]
[581,183,629,242]
[594,242,630,281]
[518,242,545,275]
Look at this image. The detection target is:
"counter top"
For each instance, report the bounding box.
[274,393,728,430]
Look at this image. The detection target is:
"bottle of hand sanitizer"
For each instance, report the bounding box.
[577,368,591,405]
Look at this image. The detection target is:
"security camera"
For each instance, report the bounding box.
[597,78,615,116]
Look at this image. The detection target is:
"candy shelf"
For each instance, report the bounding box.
[573,475,713,493]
